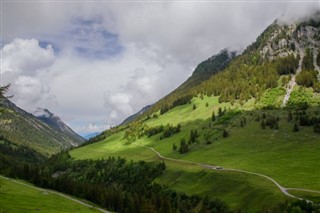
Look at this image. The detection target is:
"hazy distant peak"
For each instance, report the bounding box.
[33,108,54,118]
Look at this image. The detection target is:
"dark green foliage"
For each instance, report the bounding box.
[215,110,241,125]
[287,111,293,122]
[160,124,181,140]
[189,129,199,143]
[145,125,164,137]
[268,199,320,212]
[296,70,318,88]
[293,123,299,132]
[218,107,223,116]
[200,59,279,103]
[240,119,244,127]
[222,129,229,138]
[317,49,320,65]
[172,143,177,151]
[1,153,229,213]
[0,136,46,164]
[265,115,279,129]
[172,95,193,108]
[262,113,266,119]
[314,123,320,133]
[123,121,145,143]
[302,48,314,70]
[160,104,170,115]
[240,117,247,128]
[212,111,216,121]
[275,54,299,75]
[179,138,189,154]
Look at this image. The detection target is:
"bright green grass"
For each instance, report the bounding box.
[70,96,320,209]
[0,177,100,213]
[72,140,289,212]
[146,115,320,190]
[71,132,157,162]
[157,162,288,212]
[257,87,286,108]
[287,190,320,203]
[145,95,233,127]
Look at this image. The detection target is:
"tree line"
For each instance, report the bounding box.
[0,151,230,213]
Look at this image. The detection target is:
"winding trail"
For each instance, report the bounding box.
[137,144,320,202]
[0,175,110,213]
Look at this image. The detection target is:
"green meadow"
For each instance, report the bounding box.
[0,177,100,213]
[70,95,320,211]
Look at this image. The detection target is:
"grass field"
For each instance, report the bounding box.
[287,189,320,203]
[0,176,101,213]
[157,161,288,212]
[70,95,320,211]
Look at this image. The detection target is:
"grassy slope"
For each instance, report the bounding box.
[71,95,320,211]
[0,177,100,213]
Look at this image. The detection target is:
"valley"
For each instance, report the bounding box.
[70,95,320,211]
[1,9,320,213]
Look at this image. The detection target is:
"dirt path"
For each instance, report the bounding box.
[0,175,110,213]
[137,144,320,202]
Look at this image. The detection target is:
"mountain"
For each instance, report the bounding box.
[142,15,320,117]
[33,108,84,143]
[120,104,153,125]
[143,49,236,117]
[0,98,85,156]
[82,132,100,140]
[70,13,320,211]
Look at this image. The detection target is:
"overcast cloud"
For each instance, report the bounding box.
[1,1,319,135]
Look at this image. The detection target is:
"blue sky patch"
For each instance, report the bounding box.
[69,17,123,59]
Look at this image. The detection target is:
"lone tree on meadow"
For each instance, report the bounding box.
[212,111,216,121]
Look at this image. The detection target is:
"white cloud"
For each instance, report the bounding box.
[73,122,110,135]
[2,2,319,134]
[1,39,57,111]
[2,38,55,74]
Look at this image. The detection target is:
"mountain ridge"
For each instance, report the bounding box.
[0,98,85,156]
[33,108,84,143]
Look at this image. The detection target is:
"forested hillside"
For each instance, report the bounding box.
[0,97,84,156]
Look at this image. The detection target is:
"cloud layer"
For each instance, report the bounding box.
[2,2,319,134]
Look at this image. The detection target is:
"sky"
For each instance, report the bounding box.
[1,1,319,135]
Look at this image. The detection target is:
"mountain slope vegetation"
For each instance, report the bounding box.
[2,13,320,213]
[0,98,84,156]
[71,15,320,211]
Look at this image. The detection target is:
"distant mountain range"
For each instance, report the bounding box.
[120,104,153,125]
[82,132,100,140]
[0,98,85,156]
